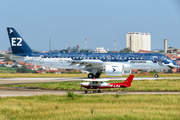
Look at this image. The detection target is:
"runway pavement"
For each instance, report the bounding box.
[0,88,180,97]
[0,77,180,97]
[0,77,180,85]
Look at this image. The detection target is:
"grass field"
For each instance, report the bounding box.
[0,94,179,120]
[0,73,180,78]
[3,79,180,92]
[0,67,16,73]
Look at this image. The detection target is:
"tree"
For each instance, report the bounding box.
[167,50,172,53]
[119,50,124,53]
[80,49,89,53]
[60,49,68,53]
[173,49,177,53]
[16,65,35,73]
[119,47,132,53]
[51,50,59,53]
[159,50,164,53]
[167,69,173,73]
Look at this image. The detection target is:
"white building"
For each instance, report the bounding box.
[126,32,151,52]
[93,47,107,53]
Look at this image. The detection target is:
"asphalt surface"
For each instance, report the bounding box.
[1,77,180,85]
[0,88,180,97]
[0,77,180,97]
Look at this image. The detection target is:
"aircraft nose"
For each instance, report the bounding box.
[171,61,179,68]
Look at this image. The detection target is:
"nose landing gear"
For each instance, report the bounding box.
[154,74,158,78]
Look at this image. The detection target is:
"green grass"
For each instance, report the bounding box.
[0,67,16,73]
[3,79,180,91]
[0,94,179,120]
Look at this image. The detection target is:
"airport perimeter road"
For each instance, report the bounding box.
[0,77,180,85]
[0,89,180,97]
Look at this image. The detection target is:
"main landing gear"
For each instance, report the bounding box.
[88,73,101,78]
[84,89,102,94]
[154,74,158,78]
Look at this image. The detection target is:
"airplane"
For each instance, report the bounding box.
[6,27,179,78]
[81,75,134,93]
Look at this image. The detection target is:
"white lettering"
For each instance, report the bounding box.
[11,38,22,46]
[12,38,16,46]
[17,38,22,46]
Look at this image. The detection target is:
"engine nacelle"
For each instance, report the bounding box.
[105,65,124,76]
[124,70,131,75]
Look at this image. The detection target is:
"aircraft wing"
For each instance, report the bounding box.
[66,59,103,66]
[83,78,110,81]
[3,54,24,61]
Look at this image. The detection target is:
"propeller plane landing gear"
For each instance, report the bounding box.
[84,89,102,94]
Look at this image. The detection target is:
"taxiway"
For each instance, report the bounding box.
[0,77,180,97]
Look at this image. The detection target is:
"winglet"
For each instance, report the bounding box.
[123,75,134,87]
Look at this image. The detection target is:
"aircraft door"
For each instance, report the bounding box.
[157,56,164,66]
[58,57,64,66]
[39,55,44,63]
[151,56,158,63]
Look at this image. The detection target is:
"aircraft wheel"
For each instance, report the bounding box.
[98,90,101,93]
[154,74,158,78]
[88,73,94,78]
[95,73,100,78]
[85,90,88,94]
[93,90,96,93]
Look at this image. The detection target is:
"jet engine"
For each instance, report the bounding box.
[105,65,124,76]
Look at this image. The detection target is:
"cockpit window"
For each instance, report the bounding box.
[165,56,171,60]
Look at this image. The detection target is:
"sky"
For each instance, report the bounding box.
[0,0,180,51]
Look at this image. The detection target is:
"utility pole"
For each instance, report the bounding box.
[49,37,51,53]
[114,39,116,53]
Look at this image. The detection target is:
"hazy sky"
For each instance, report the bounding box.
[0,0,180,51]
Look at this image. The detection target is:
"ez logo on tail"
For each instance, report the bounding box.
[11,38,22,46]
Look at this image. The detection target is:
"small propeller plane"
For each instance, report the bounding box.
[81,75,134,93]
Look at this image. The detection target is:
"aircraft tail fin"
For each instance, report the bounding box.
[7,27,32,54]
[123,75,134,87]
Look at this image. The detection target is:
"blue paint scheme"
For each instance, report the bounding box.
[7,28,32,54]
[6,27,179,78]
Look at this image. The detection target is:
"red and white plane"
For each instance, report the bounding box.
[81,75,134,93]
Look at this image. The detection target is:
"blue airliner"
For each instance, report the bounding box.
[6,27,179,78]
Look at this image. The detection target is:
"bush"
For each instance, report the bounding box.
[67,90,75,99]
